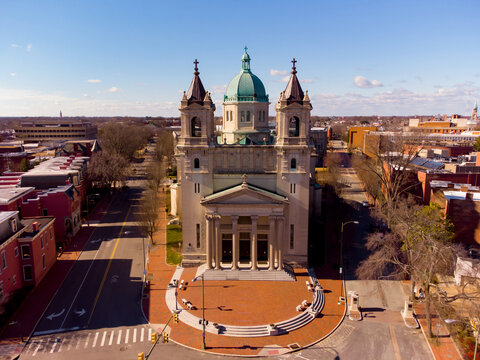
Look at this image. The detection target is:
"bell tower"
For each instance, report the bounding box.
[178,59,216,146]
[275,58,312,146]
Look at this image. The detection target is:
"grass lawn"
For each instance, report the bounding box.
[166,224,182,265]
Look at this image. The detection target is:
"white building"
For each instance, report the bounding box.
[175,50,317,273]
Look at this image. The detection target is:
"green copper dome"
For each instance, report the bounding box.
[224,48,268,103]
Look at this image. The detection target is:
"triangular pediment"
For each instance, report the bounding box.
[201,183,288,205]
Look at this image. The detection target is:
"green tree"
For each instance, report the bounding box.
[19,158,31,172]
[474,137,480,152]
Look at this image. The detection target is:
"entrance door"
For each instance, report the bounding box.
[222,233,232,263]
[239,232,250,262]
[257,234,268,263]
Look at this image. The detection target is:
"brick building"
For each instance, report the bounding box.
[0,211,56,306]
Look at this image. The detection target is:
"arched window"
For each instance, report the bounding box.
[246,111,251,122]
[194,158,200,169]
[241,111,245,122]
[258,112,261,122]
[191,117,201,137]
[289,116,300,137]
[291,158,297,169]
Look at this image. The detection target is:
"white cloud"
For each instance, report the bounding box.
[0,87,179,116]
[307,81,480,115]
[26,44,32,52]
[211,84,227,93]
[10,73,16,77]
[10,44,20,48]
[87,79,101,83]
[281,76,290,82]
[270,69,288,76]
[353,75,383,88]
[300,79,313,84]
[107,86,120,93]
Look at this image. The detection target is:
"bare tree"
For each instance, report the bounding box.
[155,130,174,167]
[355,135,422,227]
[146,159,166,192]
[136,189,161,244]
[357,203,458,338]
[87,151,131,189]
[99,123,153,160]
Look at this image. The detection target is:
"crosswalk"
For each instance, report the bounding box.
[23,326,152,357]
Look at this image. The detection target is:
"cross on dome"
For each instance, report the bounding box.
[244,46,248,52]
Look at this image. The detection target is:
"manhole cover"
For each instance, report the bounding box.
[288,343,300,350]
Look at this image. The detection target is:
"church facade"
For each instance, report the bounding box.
[175,50,316,271]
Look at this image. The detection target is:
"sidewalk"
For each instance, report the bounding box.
[0,193,114,359]
[142,190,346,357]
[414,302,463,360]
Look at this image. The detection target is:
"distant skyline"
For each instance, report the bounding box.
[1,0,479,117]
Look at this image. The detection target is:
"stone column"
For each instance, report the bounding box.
[268,215,276,270]
[276,216,284,270]
[251,215,258,270]
[214,215,221,270]
[205,215,213,270]
[231,215,239,270]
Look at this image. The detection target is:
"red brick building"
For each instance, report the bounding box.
[21,185,81,249]
[0,211,55,306]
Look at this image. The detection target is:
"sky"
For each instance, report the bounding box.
[1,0,479,117]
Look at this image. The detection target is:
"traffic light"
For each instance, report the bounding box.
[138,353,145,360]
[151,332,158,344]
[173,313,179,323]
[162,332,169,343]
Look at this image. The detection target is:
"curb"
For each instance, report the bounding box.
[13,193,116,355]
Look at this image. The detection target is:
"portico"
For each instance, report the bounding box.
[201,179,288,271]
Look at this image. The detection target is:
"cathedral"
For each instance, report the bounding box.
[174,49,317,273]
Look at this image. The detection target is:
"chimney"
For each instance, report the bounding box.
[32,221,39,232]
[461,185,469,192]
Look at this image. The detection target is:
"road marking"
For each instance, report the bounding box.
[59,248,101,329]
[50,341,57,353]
[84,332,91,348]
[87,206,132,325]
[133,328,137,343]
[125,328,130,344]
[32,339,43,356]
[75,336,81,349]
[140,327,144,342]
[108,330,114,346]
[389,324,402,360]
[66,335,72,351]
[57,337,64,352]
[92,332,99,347]
[117,329,122,345]
[100,331,107,347]
[148,328,152,342]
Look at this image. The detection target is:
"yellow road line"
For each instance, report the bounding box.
[389,324,402,360]
[87,206,132,326]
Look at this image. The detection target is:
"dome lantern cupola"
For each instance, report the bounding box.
[224,48,268,103]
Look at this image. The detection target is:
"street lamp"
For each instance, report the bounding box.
[340,221,359,275]
[192,273,207,350]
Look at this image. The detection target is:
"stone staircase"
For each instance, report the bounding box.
[201,267,296,282]
[165,267,326,337]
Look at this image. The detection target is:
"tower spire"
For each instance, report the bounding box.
[186,58,206,105]
[283,57,304,104]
